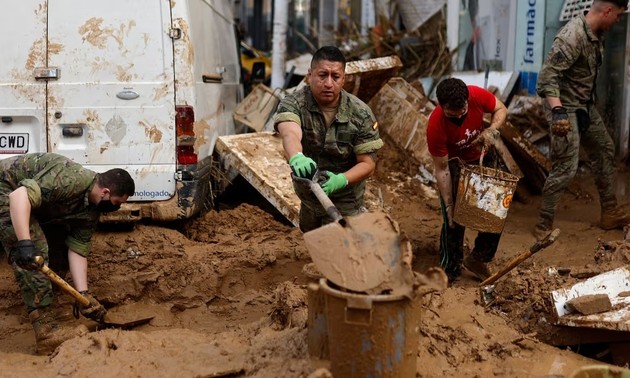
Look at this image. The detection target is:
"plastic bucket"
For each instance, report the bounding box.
[303,263,328,359]
[453,164,519,233]
[319,279,421,377]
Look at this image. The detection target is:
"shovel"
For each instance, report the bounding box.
[480,228,560,304]
[295,173,414,295]
[35,256,154,329]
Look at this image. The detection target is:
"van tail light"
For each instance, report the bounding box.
[176,105,197,164]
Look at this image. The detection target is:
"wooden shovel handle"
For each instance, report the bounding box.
[480,228,560,286]
[35,256,90,306]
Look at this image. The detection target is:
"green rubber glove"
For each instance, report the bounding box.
[289,152,317,178]
[321,171,348,195]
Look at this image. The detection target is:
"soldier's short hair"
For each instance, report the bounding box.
[97,169,135,197]
[436,78,469,109]
[311,46,346,69]
[596,0,628,8]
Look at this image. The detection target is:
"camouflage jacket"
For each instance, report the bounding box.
[274,86,383,210]
[0,153,99,256]
[537,13,603,109]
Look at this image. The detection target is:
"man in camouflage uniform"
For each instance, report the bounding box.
[0,153,135,354]
[534,0,630,240]
[274,46,383,232]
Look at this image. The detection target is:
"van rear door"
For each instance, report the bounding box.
[47,0,176,200]
[0,0,47,156]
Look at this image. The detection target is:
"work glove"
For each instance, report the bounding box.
[289,152,317,179]
[473,127,500,149]
[9,240,42,271]
[73,291,107,322]
[320,171,348,195]
[550,106,571,136]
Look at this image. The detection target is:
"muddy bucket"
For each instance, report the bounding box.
[303,263,328,359]
[453,164,519,233]
[319,279,420,377]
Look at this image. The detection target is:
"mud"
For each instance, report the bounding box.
[303,211,414,295]
[0,141,629,376]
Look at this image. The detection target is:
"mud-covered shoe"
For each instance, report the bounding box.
[29,307,88,355]
[600,207,630,230]
[463,254,491,281]
[444,268,461,285]
[532,225,552,241]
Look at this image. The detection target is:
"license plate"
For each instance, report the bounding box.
[0,133,29,154]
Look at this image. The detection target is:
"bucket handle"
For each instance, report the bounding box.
[345,297,373,326]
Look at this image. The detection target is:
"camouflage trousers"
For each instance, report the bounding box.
[298,198,364,233]
[0,190,68,313]
[439,155,501,277]
[538,104,616,227]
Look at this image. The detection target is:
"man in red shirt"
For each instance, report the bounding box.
[426,78,507,282]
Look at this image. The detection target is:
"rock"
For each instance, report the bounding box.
[566,294,612,315]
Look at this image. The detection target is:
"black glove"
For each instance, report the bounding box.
[73,291,107,322]
[550,106,571,136]
[9,240,42,271]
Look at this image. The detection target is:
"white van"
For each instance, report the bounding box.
[0,0,242,221]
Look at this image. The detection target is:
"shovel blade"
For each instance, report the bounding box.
[98,315,154,329]
[303,211,413,293]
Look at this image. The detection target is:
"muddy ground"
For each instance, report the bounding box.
[1,138,630,377]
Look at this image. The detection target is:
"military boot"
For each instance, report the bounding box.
[29,307,88,355]
[600,207,630,230]
[463,254,492,281]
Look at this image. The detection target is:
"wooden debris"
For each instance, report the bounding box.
[344,56,403,103]
[368,77,434,169]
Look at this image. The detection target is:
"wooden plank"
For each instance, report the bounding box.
[499,122,551,193]
[215,132,300,227]
[368,77,433,169]
[344,56,404,103]
[494,137,524,178]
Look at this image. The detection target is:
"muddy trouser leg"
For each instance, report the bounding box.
[439,214,465,277]
[472,232,501,262]
[0,218,53,314]
[538,112,580,228]
[41,225,70,278]
[299,204,325,233]
[580,107,617,210]
[439,160,466,277]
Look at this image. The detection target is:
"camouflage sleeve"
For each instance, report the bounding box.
[536,35,581,98]
[354,107,384,155]
[273,94,302,130]
[66,228,94,257]
[17,179,42,208]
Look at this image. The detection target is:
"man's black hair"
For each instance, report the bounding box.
[436,78,469,109]
[311,46,346,68]
[596,0,629,8]
[97,168,135,197]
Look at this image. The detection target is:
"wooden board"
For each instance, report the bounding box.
[368,77,434,169]
[215,132,300,227]
[344,56,404,103]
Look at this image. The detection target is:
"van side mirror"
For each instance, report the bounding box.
[251,62,266,84]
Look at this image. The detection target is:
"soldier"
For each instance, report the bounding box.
[274,46,383,232]
[0,153,135,354]
[426,78,508,282]
[534,0,630,240]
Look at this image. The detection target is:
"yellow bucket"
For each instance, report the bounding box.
[453,164,519,233]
